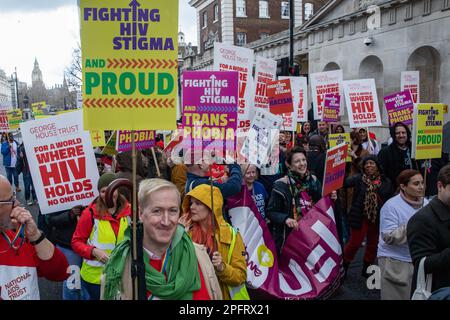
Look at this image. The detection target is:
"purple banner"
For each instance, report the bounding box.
[384,90,414,126]
[227,187,343,299]
[182,71,238,162]
[117,130,156,152]
[322,93,340,123]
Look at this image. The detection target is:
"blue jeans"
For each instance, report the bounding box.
[23,172,37,202]
[5,166,19,188]
[81,279,101,300]
[57,245,82,300]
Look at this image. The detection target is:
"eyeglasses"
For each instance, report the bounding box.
[0,192,17,208]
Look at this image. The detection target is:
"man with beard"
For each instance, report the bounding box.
[378,122,419,189]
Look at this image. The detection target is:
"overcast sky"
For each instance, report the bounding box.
[0,1,197,88]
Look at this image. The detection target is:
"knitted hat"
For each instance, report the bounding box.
[97,172,117,191]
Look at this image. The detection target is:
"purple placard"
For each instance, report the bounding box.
[322,93,340,122]
[117,130,156,152]
[182,71,239,160]
[384,90,414,126]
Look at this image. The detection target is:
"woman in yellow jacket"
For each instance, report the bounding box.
[180,184,247,300]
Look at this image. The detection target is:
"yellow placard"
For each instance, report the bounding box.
[328,133,352,162]
[101,131,118,156]
[414,104,444,160]
[91,130,106,147]
[31,101,47,116]
[6,109,22,130]
[80,0,179,130]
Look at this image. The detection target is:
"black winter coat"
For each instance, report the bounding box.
[377,143,419,189]
[407,197,450,293]
[46,210,80,249]
[344,174,394,229]
[267,175,322,254]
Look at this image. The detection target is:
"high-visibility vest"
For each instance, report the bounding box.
[227,226,250,300]
[80,215,129,284]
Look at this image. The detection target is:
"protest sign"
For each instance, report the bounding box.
[228,191,343,299]
[253,57,277,112]
[20,110,99,214]
[182,71,238,164]
[412,103,444,160]
[384,90,414,126]
[310,70,343,120]
[328,133,352,162]
[279,76,307,128]
[31,101,47,117]
[6,109,22,130]
[280,76,308,122]
[343,79,382,128]
[240,108,282,168]
[101,131,118,156]
[80,0,179,130]
[90,130,106,147]
[401,71,420,103]
[214,42,254,128]
[267,79,293,115]
[0,110,9,131]
[117,130,155,152]
[322,143,348,196]
[322,93,340,122]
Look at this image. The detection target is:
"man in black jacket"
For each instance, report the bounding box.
[378,122,419,190]
[407,164,450,294]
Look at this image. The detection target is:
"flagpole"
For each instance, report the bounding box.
[209,164,218,253]
[151,147,161,177]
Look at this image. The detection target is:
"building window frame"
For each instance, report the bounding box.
[328,28,333,40]
[214,4,219,22]
[202,11,207,29]
[236,32,247,46]
[389,8,396,25]
[304,3,314,21]
[281,1,290,19]
[423,0,432,15]
[236,0,247,17]
[259,0,270,18]
[361,17,368,32]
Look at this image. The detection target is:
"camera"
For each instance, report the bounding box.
[364,37,373,46]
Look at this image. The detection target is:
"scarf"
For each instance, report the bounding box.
[400,190,424,209]
[362,173,381,223]
[287,170,314,219]
[102,225,200,300]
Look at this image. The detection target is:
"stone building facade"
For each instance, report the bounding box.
[245,0,450,141]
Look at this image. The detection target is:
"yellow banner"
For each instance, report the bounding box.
[6,109,22,130]
[91,130,106,147]
[328,133,352,162]
[414,104,444,160]
[80,0,179,130]
[31,101,47,116]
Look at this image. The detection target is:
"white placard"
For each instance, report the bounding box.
[401,71,420,104]
[310,70,344,120]
[240,108,282,168]
[253,57,277,113]
[20,110,99,214]
[214,42,254,127]
[343,79,382,128]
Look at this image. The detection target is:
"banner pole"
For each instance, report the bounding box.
[209,164,218,253]
[151,147,161,177]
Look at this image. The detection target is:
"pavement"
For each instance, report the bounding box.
[1,151,379,300]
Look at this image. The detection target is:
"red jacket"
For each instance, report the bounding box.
[0,230,68,300]
[71,199,131,260]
